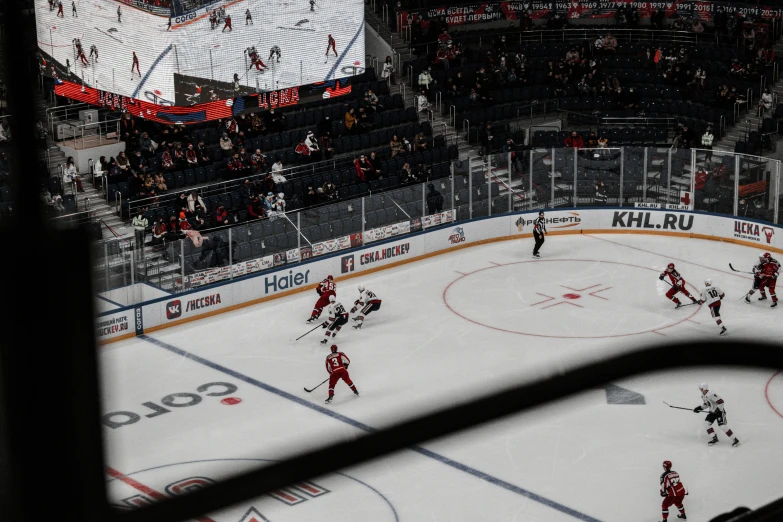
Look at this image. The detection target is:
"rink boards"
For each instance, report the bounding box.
[96,208,783,343]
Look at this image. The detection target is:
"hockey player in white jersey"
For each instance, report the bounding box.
[269,45,282,63]
[697,278,727,335]
[693,383,740,447]
[351,285,382,329]
[320,295,350,344]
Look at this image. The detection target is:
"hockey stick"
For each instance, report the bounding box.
[304,377,329,393]
[663,401,696,412]
[729,263,754,274]
[296,323,323,341]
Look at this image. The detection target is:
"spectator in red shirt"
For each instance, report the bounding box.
[564,131,584,148]
[248,195,264,219]
[215,205,229,226]
[178,212,192,231]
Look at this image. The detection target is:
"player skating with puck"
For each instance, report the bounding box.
[131,52,140,79]
[659,263,698,308]
[694,383,740,447]
[307,275,336,323]
[745,252,780,307]
[326,34,337,57]
[324,344,358,404]
[659,460,687,521]
[697,278,727,335]
[351,285,382,329]
[532,211,546,258]
[320,295,350,344]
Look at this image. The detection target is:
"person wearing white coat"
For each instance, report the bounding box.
[381,56,396,85]
[418,68,433,92]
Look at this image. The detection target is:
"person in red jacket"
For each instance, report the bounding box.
[564,131,584,149]
[660,460,687,520]
[324,344,358,404]
[307,275,336,323]
[247,196,264,219]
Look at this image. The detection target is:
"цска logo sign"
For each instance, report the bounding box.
[612,211,694,231]
[341,254,355,273]
[166,300,182,320]
[734,220,775,244]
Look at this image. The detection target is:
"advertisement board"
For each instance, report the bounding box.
[36,0,364,112]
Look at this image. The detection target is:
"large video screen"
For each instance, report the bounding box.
[35,0,365,106]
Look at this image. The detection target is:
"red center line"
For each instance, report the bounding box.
[105,467,217,522]
[584,234,754,281]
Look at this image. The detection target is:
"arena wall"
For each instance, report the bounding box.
[95,208,783,344]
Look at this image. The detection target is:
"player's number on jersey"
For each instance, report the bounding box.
[669,476,680,486]
[330,358,340,367]
[707,289,719,299]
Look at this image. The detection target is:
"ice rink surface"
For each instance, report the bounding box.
[35,0,364,102]
[101,233,783,521]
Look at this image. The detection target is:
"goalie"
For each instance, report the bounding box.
[351,285,382,329]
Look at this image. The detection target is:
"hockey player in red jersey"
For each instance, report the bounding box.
[745,252,780,307]
[350,285,382,329]
[659,460,687,521]
[324,344,358,404]
[56,1,64,17]
[307,275,336,323]
[78,47,89,66]
[320,295,350,345]
[326,34,337,57]
[659,263,698,308]
[222,14,232,32]
[247,47,266,72]
[131,52,140,78]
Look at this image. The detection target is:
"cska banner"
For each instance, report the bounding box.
[400,0,783,27]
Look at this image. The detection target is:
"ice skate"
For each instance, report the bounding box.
[320,339,328,345]
[675,302,684,309]
[771,302,778,308]
[707,435,719,446]
[758,295,767,301]
[719,326,727,335]
[677,515,687,520]
[533,253,540,258]
[744,294,751,303]
[353,390,359,396]
[732,438,740,447]
[352,323,362,330]
[324,396,333,404]
[306,316,319,324]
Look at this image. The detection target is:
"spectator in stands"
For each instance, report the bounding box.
[295,139,311,161]
[195,141,210,165]
[305,131,322,160]
[219,133,233,157]
[416,89,433,117]
[650,9,664,29]
[215,204,229,226]
[565,47,580,64]
[743,25,755,51]
[175,192,189,216]
[228,152,247,178]
[367,151,382,180]
[262,192,276,213]
[129,149,149,177]
[161,147,175,171]
[116,151,131,174]
[322,181,338,200]
[344,107,358,133]
[382,56,396,85]
[240,179,254,204]
[186,143,198,166]
[594,179,608,204]
[400,162,418,184]
[480,123,494,156]
[63,156,84,193]
[151,218,167,247]
[564,131,584,149]
[357,107,373,131]
[271,159,284,175]
[426,184,443,214]
[390,134,403,157]
[680,124,695,149]
[132,210,148,247]
[178,212,192,232]
[415,132,428,152]
[321,132,335,160]
[418,67,433,93]
[356,154,372,181]
[691,18,704,33]
[758,88,773,117]
[120,111,136,151]
[303,183,318,206]
[597,136,609,148]
[138,132,155,158]
[402,136,413,154]
[585,131,598,148]
[364,89,381,113]
[154,172,167,193]
[248,195,264,219]
[251,149,267,173]
[702,126,714,161]
[141,174,155,197]
[273,193,286,215]
[187,191,206,216]
[250,112,265,135]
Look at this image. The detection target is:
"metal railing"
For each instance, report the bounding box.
[45,102,90,137]
[59,117,121,149]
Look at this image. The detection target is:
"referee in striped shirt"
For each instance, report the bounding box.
[532,211,546,258]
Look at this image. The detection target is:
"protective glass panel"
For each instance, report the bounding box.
[644,147,672,205]
[530,148,551,210]
[578,147,622,207]
[693,149,736,217]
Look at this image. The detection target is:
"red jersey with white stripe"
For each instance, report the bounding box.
[326,352,350,374]
[318,278,336,296]
[662,268,685,287]
[660,470,687,497]
[761,261,780,278]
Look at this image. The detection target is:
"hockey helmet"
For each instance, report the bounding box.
[330,344,338,353]
[704,278,712,287]
[329,295,336,303]
[667,263,675,270]
[763,252,771,260]
[327,275,334,280]
[699,382,709,392]
[662,460,672,470]
[358,284,365,293]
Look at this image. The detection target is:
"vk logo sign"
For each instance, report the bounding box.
[166,300,182,320]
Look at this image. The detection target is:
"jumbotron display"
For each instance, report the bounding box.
[34,0,365,107]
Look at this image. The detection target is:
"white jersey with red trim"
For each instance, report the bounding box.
[356,288,381,306]
[327,301,348,321]
[701,391,725,414]
[700,285,724,307]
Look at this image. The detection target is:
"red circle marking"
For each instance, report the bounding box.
[764,370,783,419]
[443,259,702,339]
[563,293,581,299]
[221,397,242,405]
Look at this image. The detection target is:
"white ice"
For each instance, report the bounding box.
[35,0,365,103]
[101,233,783,521]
